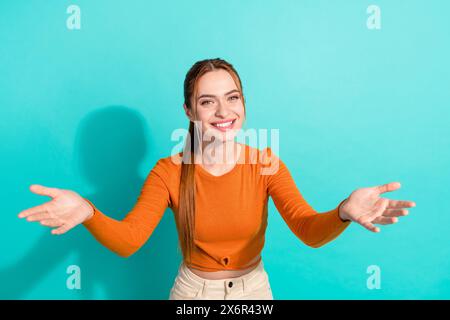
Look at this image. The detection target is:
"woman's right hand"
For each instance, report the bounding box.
[18,184,94,235]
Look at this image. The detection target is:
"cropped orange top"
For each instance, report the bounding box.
[82,143,351,272]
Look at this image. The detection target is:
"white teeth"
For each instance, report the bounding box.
[213,120,234,128]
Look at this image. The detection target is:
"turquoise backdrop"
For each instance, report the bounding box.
[1,0,449,299]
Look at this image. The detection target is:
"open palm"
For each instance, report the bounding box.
[18,184,94,235]
[339,182,416,233]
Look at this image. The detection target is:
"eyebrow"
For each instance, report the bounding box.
[197,89,240,100]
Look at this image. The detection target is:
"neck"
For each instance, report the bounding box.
[200,139,239,166]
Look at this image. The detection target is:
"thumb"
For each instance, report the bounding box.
[29,184,61,198]
[376,181,401,194]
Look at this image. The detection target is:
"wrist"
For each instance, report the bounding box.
[82,200,95,222]
[86,209,94,221]
[338,198,351,222]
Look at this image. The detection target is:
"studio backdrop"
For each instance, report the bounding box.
[1,0,449,299]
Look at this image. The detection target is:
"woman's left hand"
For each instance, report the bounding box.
[339,182,416,233]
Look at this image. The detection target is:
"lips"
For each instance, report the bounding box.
[210,118,237,131]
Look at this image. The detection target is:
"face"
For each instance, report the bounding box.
[183,69,245,143]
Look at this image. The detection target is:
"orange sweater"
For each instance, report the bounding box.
[82,143,351,271]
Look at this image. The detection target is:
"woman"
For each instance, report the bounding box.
[18,58,416,300]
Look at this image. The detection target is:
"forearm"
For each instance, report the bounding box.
[82,198,151,257]
[288,199,351,248]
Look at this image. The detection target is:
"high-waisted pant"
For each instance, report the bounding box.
[169,259,274,300]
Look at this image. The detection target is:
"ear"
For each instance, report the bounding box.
[183,103,193,121]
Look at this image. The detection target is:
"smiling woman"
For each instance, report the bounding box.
[17,58,416,300]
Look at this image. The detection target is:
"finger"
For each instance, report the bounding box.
[382,209,409,217]
[373,216,398,225]
[376,182,401,194]
[386,199,416,209]
[29,184,61,198]
[40,219,63,228]
[51,224,72,235]
[18,203,49,218]
[360,220,380,233]
[26,212,53,222]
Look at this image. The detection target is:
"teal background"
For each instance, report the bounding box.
[1,0,449,299]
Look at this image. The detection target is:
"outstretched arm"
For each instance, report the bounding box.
[264,148,415,248]
[18,159,171,258]
[82,160,171,257]
[265,150,351,248]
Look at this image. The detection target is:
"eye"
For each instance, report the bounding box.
[228,95,240,102]
[200,100,213,106]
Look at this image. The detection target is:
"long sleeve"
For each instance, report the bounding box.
[81,159,171,257]
[265,148,351,248]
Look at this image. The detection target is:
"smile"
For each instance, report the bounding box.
[210,119,236,131]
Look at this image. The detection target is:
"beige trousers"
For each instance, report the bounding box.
[169,259,274,300]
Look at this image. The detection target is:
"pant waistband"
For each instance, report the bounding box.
[179,259,265,288]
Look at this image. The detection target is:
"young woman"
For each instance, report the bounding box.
[18,58,416,300]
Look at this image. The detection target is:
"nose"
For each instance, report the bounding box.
[215,100,230,118]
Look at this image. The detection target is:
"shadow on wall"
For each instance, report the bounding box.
[0,106,181,299]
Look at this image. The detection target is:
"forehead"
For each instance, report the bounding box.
[196,69,238,96]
